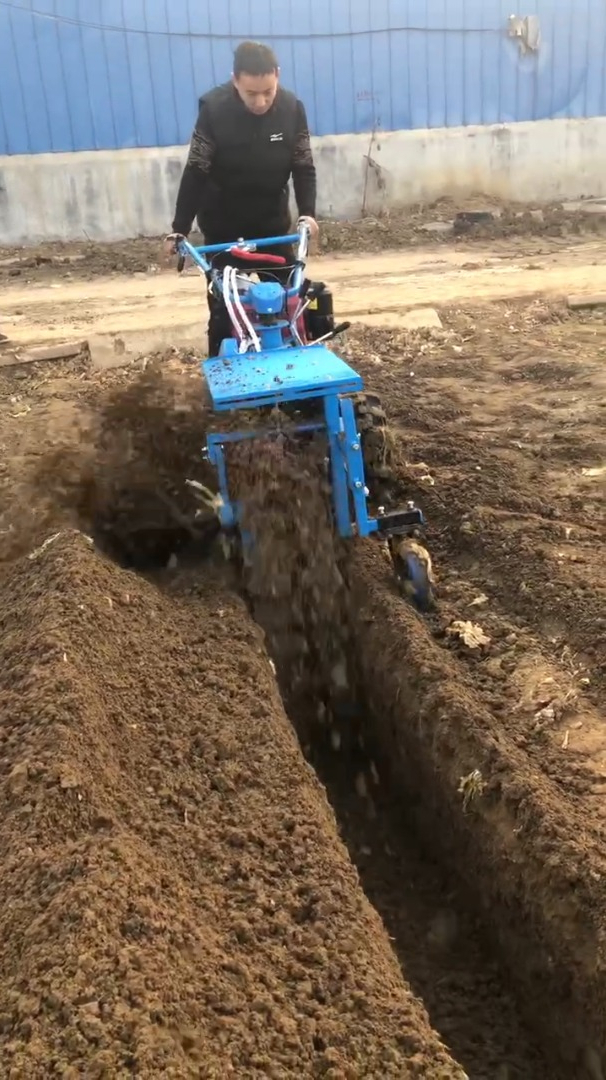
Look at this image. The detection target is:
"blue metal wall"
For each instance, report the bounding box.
[0,0,604,155]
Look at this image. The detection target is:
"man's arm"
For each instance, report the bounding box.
[291,100,316,220]
[171,100,215,236]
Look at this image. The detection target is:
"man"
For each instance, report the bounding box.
[169,40,318,356]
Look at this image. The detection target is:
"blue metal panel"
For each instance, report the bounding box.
[1,0,606,154]
[8,0,53,153]
[204,344,363,410]
[56,1,93,151]
[0,4,32,154]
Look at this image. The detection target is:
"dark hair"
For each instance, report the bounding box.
[233,41,278,78]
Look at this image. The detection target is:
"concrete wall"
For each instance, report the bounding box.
[1,116,605,246]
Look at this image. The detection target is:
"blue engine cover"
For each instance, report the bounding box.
[249,281,285,315]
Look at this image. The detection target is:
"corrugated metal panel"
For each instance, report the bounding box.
[0,0,605,155]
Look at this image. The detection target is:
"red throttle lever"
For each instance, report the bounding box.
[229,247,287,265]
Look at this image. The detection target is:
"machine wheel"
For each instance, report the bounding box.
[352,392,394,488]
[388,536,436,612]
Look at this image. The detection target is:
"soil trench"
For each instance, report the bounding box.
[0,365,555,1078]
[220,435,579,1080]
[94,386,560,1077]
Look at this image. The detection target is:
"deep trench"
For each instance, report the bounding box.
[92,513,558,1080]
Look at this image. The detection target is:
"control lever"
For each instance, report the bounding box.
[315,321,351,344]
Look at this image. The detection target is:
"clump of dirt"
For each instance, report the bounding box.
[0,530,466,1078]
[15,362,217,569]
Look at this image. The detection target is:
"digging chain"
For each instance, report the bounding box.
[351,392,396,503]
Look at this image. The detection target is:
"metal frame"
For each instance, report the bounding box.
[205,391,424,540]
[178,231,308,298]
[175,225,425,546]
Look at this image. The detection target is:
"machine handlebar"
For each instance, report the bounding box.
[171,222,309,294]
[189,232,300,258]
[169,221,317,352]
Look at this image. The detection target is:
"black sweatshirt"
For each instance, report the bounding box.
[172,83,317,241]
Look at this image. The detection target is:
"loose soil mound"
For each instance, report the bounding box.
[348,541,606,1077]
[0,531,465,1079]
[338,316,606,1075]
[26,362,216,569]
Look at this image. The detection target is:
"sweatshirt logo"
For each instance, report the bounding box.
[269,132,284,142]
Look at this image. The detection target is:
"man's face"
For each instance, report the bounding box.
[233,71,279,116]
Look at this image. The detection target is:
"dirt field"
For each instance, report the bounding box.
[0,206,604,1077]
[345,304,606,1073]
[1,529,475,1079]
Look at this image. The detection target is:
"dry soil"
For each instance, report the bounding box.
[0,205,604,1078]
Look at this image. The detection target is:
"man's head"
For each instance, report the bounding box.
[232,41,279,116]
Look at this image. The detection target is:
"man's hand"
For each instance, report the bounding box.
[162,232,187,270]
[297,215,319,241]
[163,232,185,258]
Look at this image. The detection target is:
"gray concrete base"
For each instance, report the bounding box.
[1,117,606,246]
